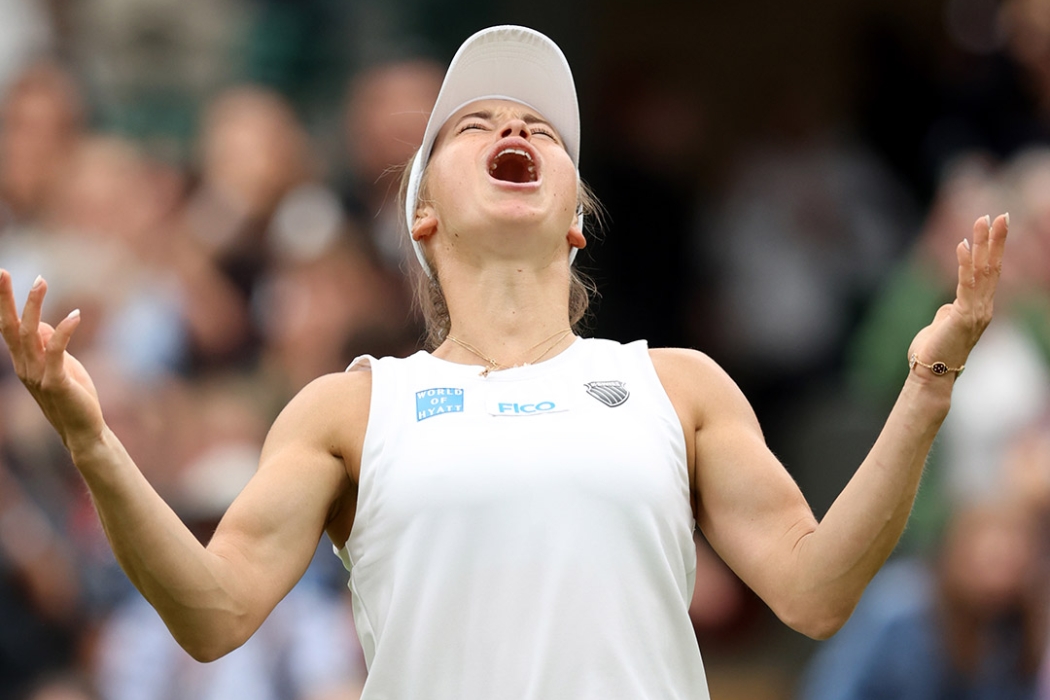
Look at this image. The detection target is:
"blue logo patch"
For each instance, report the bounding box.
[416,387,464,421]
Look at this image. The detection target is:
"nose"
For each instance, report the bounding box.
[500,118,531,140]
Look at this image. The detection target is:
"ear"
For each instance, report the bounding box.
[567,211,586,250]
[411,205,438,242]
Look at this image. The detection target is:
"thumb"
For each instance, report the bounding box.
[932,303,954,323]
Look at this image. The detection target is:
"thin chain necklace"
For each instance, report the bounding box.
[446,328,574,377]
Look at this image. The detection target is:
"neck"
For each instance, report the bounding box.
[433,258,575,368]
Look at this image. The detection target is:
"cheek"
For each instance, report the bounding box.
[552,170,580,218]
[425,151,473,210]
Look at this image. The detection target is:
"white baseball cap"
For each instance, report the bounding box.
[405,25,582,276]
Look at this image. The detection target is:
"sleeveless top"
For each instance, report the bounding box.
[335,337,710,699]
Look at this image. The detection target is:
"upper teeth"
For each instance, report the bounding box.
[499,148,531,160]
[491,148,535,172]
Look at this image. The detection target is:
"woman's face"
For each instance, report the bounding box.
[414,99,582,269]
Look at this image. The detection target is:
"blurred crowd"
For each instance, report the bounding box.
[1,0,1050,699]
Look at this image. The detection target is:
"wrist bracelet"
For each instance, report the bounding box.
[909,354,965,377]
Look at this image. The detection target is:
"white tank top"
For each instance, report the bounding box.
[335,337,710,699]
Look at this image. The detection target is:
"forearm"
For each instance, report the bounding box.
[791,372,952,633]
[72,426,248,660]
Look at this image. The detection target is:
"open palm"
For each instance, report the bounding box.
[907,214,1008,378]
[0,271,105,452]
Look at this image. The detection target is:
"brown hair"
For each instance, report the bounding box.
[400,157,602,350]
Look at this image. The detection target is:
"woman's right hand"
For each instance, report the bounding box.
[0,270,105,454]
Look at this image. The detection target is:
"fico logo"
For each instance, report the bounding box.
[497,401,556,414]
[486,384,568,417]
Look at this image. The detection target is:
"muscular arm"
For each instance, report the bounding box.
[654,214,1006,639]
[76,372,365,660]
[0,271,367,662]
[654,348,947,639]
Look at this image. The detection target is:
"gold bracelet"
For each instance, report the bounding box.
[909,354,965,377]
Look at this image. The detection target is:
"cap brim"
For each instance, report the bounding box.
[406,25,580,275]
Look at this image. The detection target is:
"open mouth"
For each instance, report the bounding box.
[488,147,538,184]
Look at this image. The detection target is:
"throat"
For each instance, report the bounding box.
[445,328,575,376]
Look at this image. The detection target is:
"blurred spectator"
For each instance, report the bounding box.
[0,60,83,231]
[1004,418,1050,525]
[0,444,83,700]
[47,136,189,378]
[93,440,366,700]
[688,532,754,646]
[798,500,1046,700]
[187,85,316,268]
[18,673,99,700]
[179,84,363,372]
[340,59,441,276]
[1,135,202,382]
[66,0,249,155]
[1016,420,1050,699]
[698,87,916,431]
[584,65,704,348]
[255,236,416,395]
[860,0,1050,202]
[0,0,53,99]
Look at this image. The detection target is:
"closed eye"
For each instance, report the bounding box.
[531,127,557,140]
[457,122,488,134]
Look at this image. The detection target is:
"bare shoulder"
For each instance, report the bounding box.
[648,346,724,378]
[263,369,372,478]
[286,369,372,417]
[647,347,758,430]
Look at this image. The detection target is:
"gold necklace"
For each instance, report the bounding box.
[446,328,574,377]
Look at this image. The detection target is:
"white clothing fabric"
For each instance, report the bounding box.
[335,337,709,699]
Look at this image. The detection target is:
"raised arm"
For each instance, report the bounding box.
[0,270,366,661]
[654,213,1007,640]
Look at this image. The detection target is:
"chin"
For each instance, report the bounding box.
[487,200,571,230]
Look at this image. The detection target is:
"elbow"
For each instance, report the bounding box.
[184,641,236,664]
[775,595,857,641]
[173,620,252,663]
[789,613,850,641]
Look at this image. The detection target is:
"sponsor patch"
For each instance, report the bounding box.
[486,380,571,417]
[415,387,464,421]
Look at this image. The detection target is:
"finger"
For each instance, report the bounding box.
[955,237,975,311]
[0,269,21,350]
[985,212,1008,285]
[38,321,56,348]
[43,310,81,381]
[18,276,47,377]
[971,214,991,276]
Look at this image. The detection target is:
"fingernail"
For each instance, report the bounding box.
[32,275,43,290]
[984,215,992,228]
[963,238,971,250]
[1005,212,1010,228]
[66,308,80,321]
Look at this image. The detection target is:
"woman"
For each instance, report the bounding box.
[0,25,1008,700]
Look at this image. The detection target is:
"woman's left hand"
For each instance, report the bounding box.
[907,213,1008,379]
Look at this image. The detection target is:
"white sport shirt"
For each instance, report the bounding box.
[335,337,710,699]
